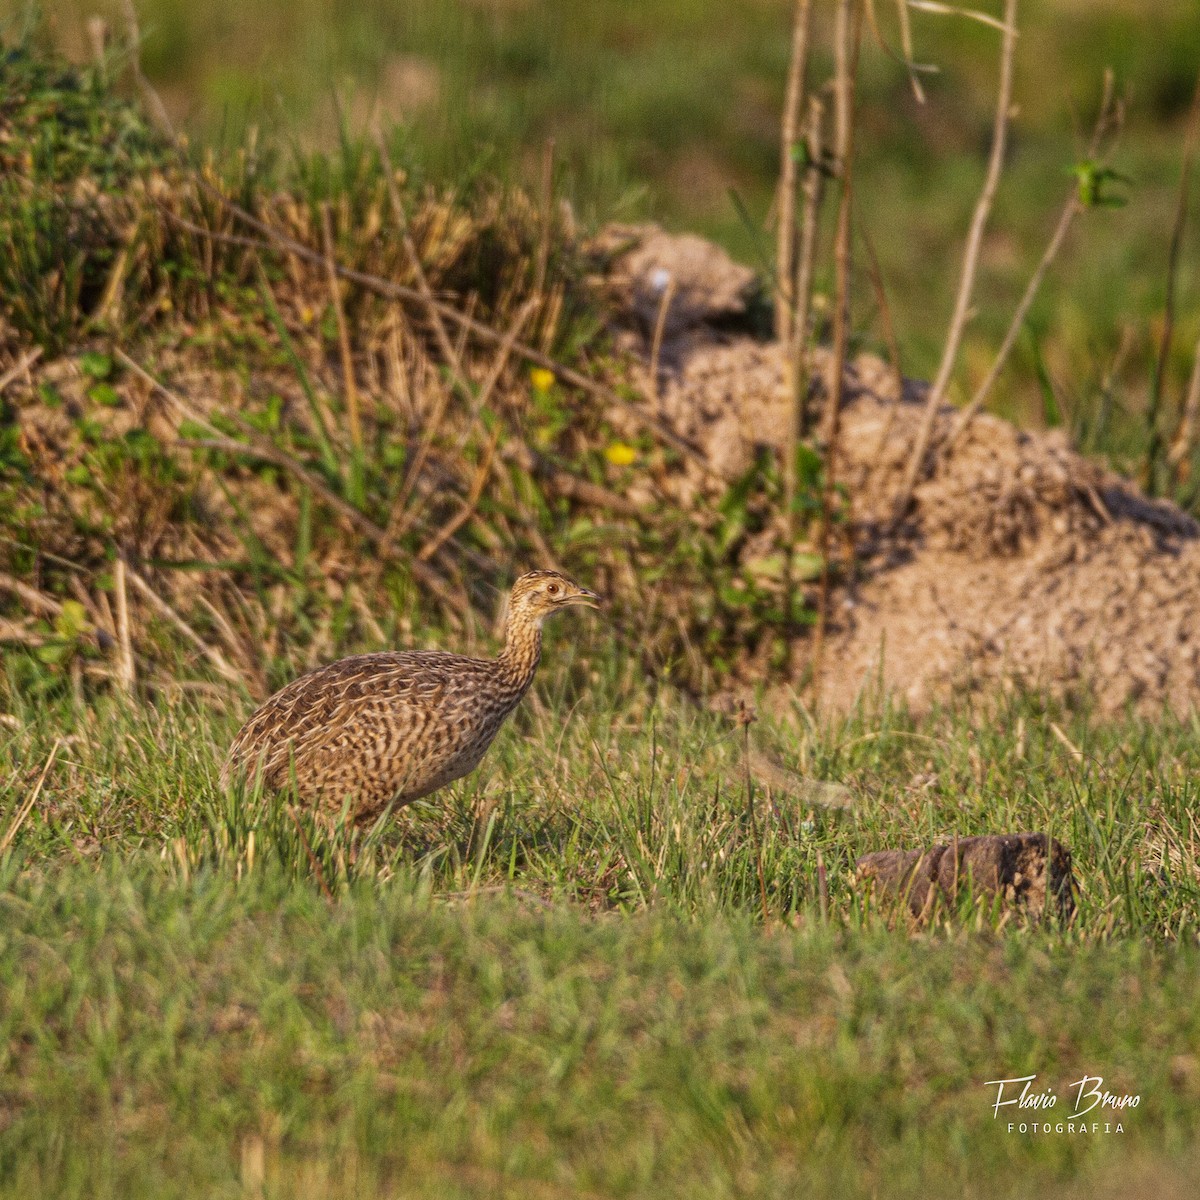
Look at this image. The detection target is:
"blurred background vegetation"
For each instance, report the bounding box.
[7,0,1198,456]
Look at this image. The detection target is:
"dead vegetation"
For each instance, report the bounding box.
[0,40,835,709]
[3,19,1200,723]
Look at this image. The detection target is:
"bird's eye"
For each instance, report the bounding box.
[547,583,559,594]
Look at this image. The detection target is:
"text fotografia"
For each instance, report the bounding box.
[984,1075,1140,1134]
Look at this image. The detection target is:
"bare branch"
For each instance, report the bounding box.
[119,0,176,138]
[906,0,1014,34]
[1147,69,1200,486]
[775,0,814,344]
[1168,336,1200,476]
[162,194,718,475]
[813,0,863,689]
[893,0,1018,519]
[948,71,1120,448]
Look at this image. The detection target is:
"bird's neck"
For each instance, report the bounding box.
[496,609,542,694]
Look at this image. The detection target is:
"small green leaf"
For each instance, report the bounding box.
[35,641,70,665]
[88,383,121,407]
[37,383,63,408]
[80,351,113,380]
[54,599,90,640]
[1071,160,1131,209]
[791,551,825,582]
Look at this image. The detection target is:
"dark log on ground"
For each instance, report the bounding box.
[855,833,1074,921]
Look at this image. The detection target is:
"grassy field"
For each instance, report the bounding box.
[2,666,1200,1196]
[1,16,1200,1197]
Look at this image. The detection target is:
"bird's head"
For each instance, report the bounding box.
[508,570,602,624]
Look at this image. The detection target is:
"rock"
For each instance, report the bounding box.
[592,223,757,336]
[854,833,1074,921]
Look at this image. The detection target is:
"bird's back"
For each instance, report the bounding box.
[221,649,527,815]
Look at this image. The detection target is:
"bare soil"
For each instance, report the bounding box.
[597,219,1200,717]
[659,331,1200,716]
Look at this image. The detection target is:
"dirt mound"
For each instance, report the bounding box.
[644,324,1200,716]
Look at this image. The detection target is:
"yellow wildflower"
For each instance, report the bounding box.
[604,442,638,467]
[530,367,555,393]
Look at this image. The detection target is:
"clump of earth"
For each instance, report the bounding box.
[599,224,1200,716]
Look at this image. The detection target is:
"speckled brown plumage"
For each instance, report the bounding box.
[220,571,601,818]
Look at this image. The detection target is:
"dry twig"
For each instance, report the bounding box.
[0,573,62,617]
[320,202,363,451]
[0,347,44,396]
[114,556,135,694]
[0,739,60,856]
[372,125,472,400]
[948,71,1120,449]
[161,199,717,474]
[813,0,863,686]
[123,562,245,688]
[1147,69,1200,485]
[1168,337,1200,477]
[894,0,1018,519]
[775,0,814,345]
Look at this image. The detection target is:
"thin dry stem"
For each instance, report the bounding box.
[648,278,677,405]
[775,0,814,344]
[123,562,245,688]
[470,297,539,423]
[948,71,1119,449]
[382,376,452,552]
[372,125,471,400]
[0,347,44,395]
[1168,336,1200,476]
[169,196,718,476]
[417,422,502,563]
[1147,69,1200,486]
[864,0,933,103]
[791,95,826,444]
[905,0,1011,33]
[320,202,363,451]
[813,0,863,687]
[0,739,60,856]
[784,94,826,629]
[533,138,555,300]
[114,556,135,694]
[833,0,853,163]
[894,0,1018,519]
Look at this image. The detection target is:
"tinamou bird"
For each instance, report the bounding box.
[220,570,601,820]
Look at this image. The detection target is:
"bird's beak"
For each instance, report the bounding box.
[569,587,603,609]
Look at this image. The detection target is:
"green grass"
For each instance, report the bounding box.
[1,662,1200,1196]
[2,860,1199,1199]
[1,21,1199,1195]
[5,653,1200,934]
